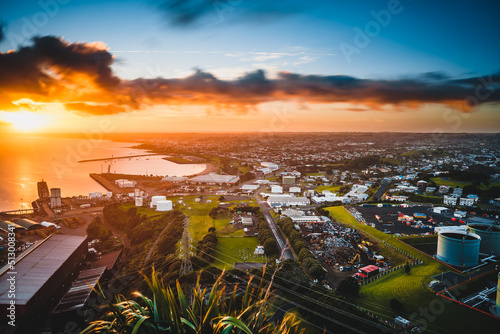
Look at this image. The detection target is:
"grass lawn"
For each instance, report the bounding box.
[121,203,164,218]
[212,237,265,269]
[306,172,325,176]
[429,177,472,188]
[315,184,342,193]
[379,157,401,165]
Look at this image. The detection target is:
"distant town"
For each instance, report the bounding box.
[1,132,499,333]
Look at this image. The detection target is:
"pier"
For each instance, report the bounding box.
[78,153,160,163]
[89,173,125,194]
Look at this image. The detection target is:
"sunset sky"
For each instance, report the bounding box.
[0,0,499,133]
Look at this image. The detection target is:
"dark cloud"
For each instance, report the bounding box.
[0,21,4,43]
[1,35,499,116]
[158,0,304,27]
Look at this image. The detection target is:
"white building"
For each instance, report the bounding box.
[188,174,240,185]
[289,186,301,193]
[443,195,458,206]
[115,179,137,188]
[433,207,449,214]
[241,217,253,226]
[271,185,283,194]
[459,197,475,207]
[267,196,310,207]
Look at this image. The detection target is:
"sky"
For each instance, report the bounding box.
[0,0,499,133]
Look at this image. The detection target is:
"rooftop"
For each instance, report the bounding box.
[0,235,87,306]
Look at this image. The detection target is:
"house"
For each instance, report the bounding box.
[438,185,450,194]
[241,217,254,226]
[443,195,457,206]
[459,197,475,207]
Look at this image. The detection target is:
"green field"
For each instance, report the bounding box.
[379,157,401,165]
[306,172,325,177]
[430,177,472,188]
[315,184,342,193]
[212,237,265,269]
[121,203,165,218]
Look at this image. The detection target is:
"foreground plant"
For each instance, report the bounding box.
[81,268,304,334]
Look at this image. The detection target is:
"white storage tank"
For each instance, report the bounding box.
[436,230,481,267]
[135,197,143,207]
[151,195,167,207]
[466,224,500,256]
[89,192,96,199]
[106,191,113,198]
[96,192,102,197]
[156,200,173,212]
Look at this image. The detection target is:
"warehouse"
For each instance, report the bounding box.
[51,267,107,332]
[0,220,26,234]
[0,235,87,331]
[267,196,310,207]
[188,174,240,185]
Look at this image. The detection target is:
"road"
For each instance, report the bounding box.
[373,179,390,201]
[252,188,295,261]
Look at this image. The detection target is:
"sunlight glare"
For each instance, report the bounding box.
[1,111,50,132]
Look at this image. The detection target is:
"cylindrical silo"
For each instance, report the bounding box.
[135,197,143,207]
[151,195,167,207]
[466,224,500,256]
[436,230,481,267]
[156,200,172,212]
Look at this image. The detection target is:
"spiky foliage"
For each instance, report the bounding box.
[81,268,305,334]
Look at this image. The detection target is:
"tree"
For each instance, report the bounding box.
[405,262,411,275]
[263,239,279,255]
[337,277,360,298]
[390,298,405,314]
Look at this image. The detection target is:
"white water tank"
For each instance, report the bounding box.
[156,200,173,211]
[135,197,143,207]
[89,192,96,198]
[151,196,167,207]
[106,191,113,198]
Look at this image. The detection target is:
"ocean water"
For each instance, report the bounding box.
[0,134,205,211]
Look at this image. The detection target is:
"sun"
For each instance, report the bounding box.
[1,111,50,132]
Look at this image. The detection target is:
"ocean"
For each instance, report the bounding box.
[0,134,205,211]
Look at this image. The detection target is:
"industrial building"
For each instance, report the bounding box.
[188,174,240,185]
[115,179,137,188]
[0,220,26,234]
[0,235,87,332]
[436,230,481,267]
[161,176,188,183]
[267,196,310,207]
[50,188,62,208]
[13,218,42,230]
[271,185,283,193]
[51,267,107,332]
[466,223,500,256]
[37,179,50,199]
[282,175,296,184]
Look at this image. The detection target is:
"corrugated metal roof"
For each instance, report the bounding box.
[52,267,106,314]
[0,235,86,306]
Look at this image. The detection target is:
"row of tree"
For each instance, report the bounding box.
[276,218,326,280]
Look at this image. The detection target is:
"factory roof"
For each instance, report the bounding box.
[0,235,86,306]
[189,174,240,184]
[52,267,106,314]
[14,218,40,229]
[0,220,26,233]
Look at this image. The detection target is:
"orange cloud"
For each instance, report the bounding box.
[1,36,499,117]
